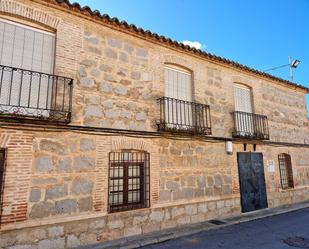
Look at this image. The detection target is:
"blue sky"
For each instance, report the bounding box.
[76,0,309,113]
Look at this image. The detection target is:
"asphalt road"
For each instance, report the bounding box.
[141,208,309,249]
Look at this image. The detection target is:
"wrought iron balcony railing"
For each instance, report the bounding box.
[157,97,211,135]
[232,111,269,140]
[0,65,73,123]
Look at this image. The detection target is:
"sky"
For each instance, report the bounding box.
[76,0,309,114]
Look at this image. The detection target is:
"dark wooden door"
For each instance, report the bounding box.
[237,152,268,212]
[0,149,5,207]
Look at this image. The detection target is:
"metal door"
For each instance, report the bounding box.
[237,152,268,212]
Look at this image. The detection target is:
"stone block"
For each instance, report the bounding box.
[85,105,103,117]
[79,66,87,77]
[80,78,94,88]
[55,199,77,214]
[47,226,64,238]
[149,211,164,222]
[90,68,100,77]
[38,238,65,249]
[207,176,214,187]
[29,202,55,218]
[107,37,122,48]
[85,37,99,45]
[131,71,141,80]
[45,184,68,200]
[73,156,95,171]
[79,233,97,246]
[170,146,181,155]
[29,188,41,202]
[100,82,113,93]
[57,158,72,172]
[99,64,112,72]
[102,100,114,109]
[80,138,95,152]
[166,181,180,191]
[67,234,80,248]
[72,178,94,195]
[124,226,142,237]
[185,204,197,215]
[16,228,46,244]
[104,48,117,59]
[81,59,96,67]
[197,202,208,213]
[40,139,68,155]
[89,219,106,229]
[159,190,171,202]
[105,110,119,118]
[8,245,37,249]
[78,196,93,212]
[119,52,128,63]
[136,112,146,121]
[36,156,53,172]
[107,219,124,229]
[171,207,185,218]
[197,175,206,188]
[133,215,148,226]
[136,48,148,58]
[114,85,128,95]
[124,43,134,54]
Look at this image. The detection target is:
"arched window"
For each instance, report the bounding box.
[165,64,192,101]
[108,150,150,213]
[234,83,253,113]
[0,18,56,117]
[278,153,294,189]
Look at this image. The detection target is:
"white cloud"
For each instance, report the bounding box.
[182,40,206,50]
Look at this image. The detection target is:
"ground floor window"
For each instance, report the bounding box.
[0,149,6,218]
[108,150,150,213]
[278,153,294,189]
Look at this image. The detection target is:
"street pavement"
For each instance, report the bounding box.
[140,208,309,249]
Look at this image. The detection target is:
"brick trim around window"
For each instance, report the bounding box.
[108,150,150,213]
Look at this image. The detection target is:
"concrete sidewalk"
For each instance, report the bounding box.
[77,201,309,249]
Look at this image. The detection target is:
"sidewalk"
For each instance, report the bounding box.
[77,201,309,249]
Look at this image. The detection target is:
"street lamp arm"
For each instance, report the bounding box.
[263,64,290,72]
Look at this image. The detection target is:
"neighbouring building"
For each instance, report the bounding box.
[0,0,309,248]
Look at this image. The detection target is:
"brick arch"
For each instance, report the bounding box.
[111,137,153,152]
[0,0,61,29]
[110,137,160,205]
[164,54,194,72]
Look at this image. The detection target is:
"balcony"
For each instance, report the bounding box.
[157,97,211,135]
[0,65,73,123]
[232,111,269,140]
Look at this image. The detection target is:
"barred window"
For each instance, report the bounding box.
[0,149,6,219]
[278,153,294,189]
[108,150,150,213]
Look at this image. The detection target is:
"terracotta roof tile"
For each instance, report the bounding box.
[52,0,309,92]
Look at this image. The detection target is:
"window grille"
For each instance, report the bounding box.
[278,153,294,189]
[108,150,150,213]
[0,149,6,223]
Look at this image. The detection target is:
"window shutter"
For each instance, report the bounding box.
[234,84,253,113]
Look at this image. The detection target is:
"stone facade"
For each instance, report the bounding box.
[0,1,309,248]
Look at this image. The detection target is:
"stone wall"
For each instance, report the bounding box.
[6,0,305,142]
[0,1,309,248]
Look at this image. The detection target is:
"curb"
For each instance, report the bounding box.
[77,201,309,249]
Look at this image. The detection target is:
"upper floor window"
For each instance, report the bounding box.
[234,83,253,113]
[108,150,150,213]
[165,64,192,101]
[0,18,73,123]
[157,64,211,135]
[0,18,55,73]
[278,153,294,189]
